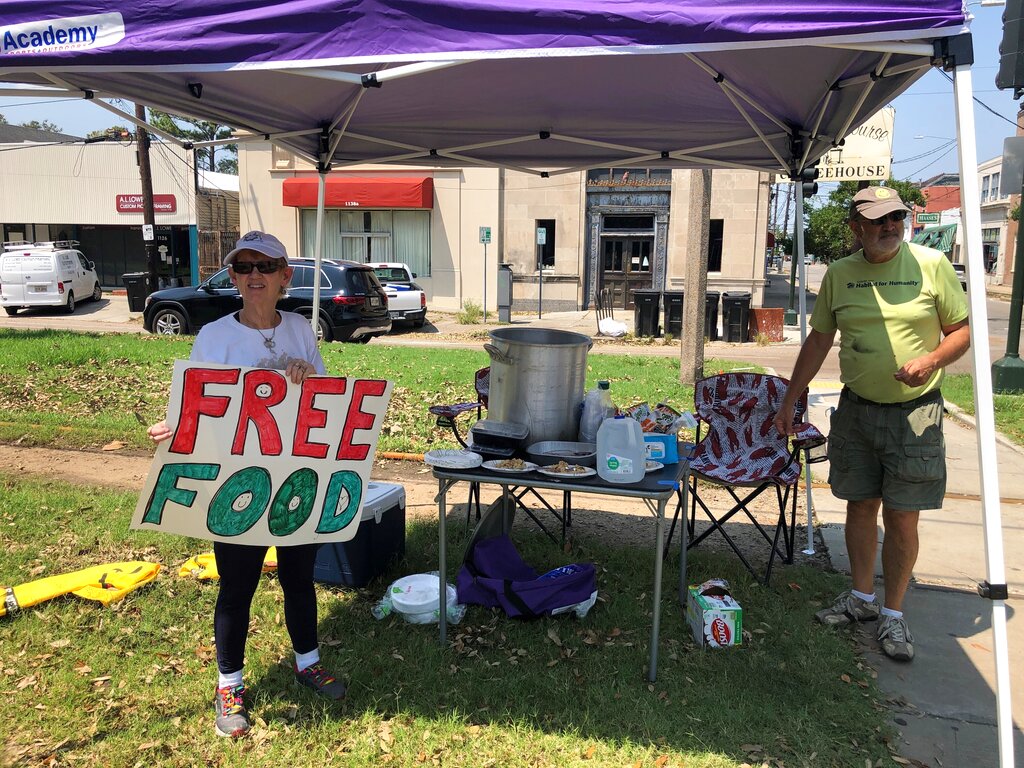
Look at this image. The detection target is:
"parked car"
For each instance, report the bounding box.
[803,255,814,266]
[1,240,102,315]
[369,262,427,327]
[951,263,967,291]
[143,258,392,342]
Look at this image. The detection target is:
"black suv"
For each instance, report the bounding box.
[143,258,392,342]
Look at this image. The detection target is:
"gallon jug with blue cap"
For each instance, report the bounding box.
[596,415,645,484]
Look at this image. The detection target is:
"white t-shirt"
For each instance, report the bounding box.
[190,310,326,374]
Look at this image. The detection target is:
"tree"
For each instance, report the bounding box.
[804,180,926,263]
[147,109,237,173]
[19,119,63,133]
[0,113,7,124]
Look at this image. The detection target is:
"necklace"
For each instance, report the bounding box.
[255,324,277,351]
[239,311,278,350]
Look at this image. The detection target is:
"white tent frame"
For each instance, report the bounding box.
[0,28,1014,767]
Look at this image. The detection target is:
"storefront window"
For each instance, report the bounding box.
[300,209,430,276]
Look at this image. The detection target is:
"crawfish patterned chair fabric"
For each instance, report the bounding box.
[673,372,826,584]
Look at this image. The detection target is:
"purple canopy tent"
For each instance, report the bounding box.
[0,2,1013,762]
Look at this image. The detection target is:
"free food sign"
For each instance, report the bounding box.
[132,361,394,546]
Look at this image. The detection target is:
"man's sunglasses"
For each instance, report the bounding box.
[860,210,907,226]
[231,260,284,274]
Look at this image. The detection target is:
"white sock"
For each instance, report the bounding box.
[294,648,320,672]
[218,669,243,690]
[880,607,903,620]
[851,589,876,603]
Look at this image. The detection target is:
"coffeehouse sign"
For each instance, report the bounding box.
[818,107,894,182]
[116,193,177,214]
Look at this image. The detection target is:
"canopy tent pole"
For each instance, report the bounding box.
[792,178,816,554]
[310,170,327,338]
[951,63,1015,768]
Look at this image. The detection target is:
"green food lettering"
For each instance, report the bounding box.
[142,463,220,524]
[316,471,363,533]
[207,467,272,536]
[268,468,318,536]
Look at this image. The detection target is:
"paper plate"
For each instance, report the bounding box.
[646,461,665,473]
[482,459,539,473]
[423,449,483,469]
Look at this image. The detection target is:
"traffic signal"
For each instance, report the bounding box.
[996,0,1024,94]
[800,166,820,198]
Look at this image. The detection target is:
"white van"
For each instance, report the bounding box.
[1,241,102,315]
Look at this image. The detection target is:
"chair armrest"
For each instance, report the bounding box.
[428,401,481,420]
[791,423,827,462]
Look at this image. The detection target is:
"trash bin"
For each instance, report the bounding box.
[632,289,661,338]
[122,272,154,313]
[722,291,752,343]
[497,263,514,323]
[704,291,720,341]
[663,290,684,338]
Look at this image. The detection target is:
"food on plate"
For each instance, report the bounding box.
[550,461,588,474]
[496,458,526,470]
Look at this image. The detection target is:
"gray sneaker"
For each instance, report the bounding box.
[214,684,250,738]
[878,615,915,662]
[815,590,881,626]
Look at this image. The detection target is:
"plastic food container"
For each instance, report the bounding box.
[526,440,597,467]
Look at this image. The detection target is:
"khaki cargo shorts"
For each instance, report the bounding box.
[827,390,946,510]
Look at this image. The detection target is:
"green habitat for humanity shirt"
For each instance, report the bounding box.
[810,242,968,403]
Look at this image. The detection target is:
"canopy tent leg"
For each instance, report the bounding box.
[793,179,815,553]
[310,171,327,338]
[952,63,1015,768]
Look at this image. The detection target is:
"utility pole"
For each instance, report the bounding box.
[135,103,159,292]
[993,0,1024,392]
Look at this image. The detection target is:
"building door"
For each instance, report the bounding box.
[600,236,654,309]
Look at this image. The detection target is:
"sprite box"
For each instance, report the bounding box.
[686,578,742,648]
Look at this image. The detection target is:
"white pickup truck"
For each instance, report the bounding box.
[369,262,427,327]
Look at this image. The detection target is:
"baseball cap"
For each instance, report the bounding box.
[223,230,289,265]
[850,186,911,221]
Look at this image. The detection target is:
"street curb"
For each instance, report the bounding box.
[942,401,1024,458]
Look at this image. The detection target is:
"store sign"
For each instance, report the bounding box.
[917,212,940,224]
[116,194,177,214]
[818,107,894,182]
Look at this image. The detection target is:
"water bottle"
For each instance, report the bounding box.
[596,415,645,484]
[579,380,614,443]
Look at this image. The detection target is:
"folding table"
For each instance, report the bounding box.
[431,458,691,682]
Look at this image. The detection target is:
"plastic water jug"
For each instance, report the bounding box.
[579,380,615,443]
[596,416,645,484]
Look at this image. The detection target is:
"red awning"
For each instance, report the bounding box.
[282,176,433,209]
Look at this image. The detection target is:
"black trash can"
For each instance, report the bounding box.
[632,289,661,338]
[704,291,720,341]
[663,289,684,338]
[122,272,154,313]
[722,291,752,343]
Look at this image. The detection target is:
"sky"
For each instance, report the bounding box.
[0,4,1017,187]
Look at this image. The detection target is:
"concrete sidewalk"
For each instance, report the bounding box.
[804,382,1024,767]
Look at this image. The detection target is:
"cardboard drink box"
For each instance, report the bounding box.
[686,578,743,648]
[314,481,406,587]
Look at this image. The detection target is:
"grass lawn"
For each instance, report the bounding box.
[0,475,899,767]
[0,330,756,454]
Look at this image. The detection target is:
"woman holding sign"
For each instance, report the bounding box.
[148,231,345,739]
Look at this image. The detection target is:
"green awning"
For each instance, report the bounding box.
[911,223,957,254]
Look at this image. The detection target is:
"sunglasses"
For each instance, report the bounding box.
[859,210,907,226]
[231,260,285,274]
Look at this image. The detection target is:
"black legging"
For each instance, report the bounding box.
[213,541,320,674]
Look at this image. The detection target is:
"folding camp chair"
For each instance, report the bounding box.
[666,372,826,584]
[429,368,490,525]
[595,286,616,335]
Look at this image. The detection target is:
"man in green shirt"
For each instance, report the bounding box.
[773,186,970,662]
